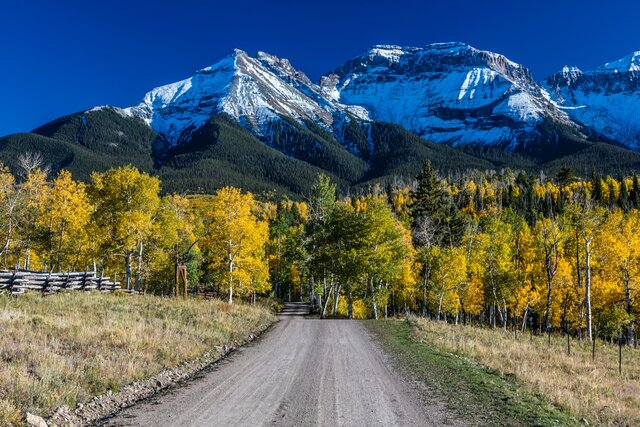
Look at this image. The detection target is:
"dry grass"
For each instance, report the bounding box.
[0,293,276,426]
[410,317,640,426]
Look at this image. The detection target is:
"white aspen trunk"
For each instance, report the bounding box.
[544,285,553,333]
[135,241,143,292]
[323,273,327,306]
[521,304,529,333]
[0,216,12,257]
[624,275,635,345]
[491,273,505,327]
[125,251,132,290]
[321,286,333,319]
[436,288,444,321]
[543,241,557,334]
[423,270,429,317]
[228,259,234,305]
[585,240,593,341]
[56,223,65,272]
[332,284,341,316]
[371,278,378,320]
[24,247,31,270]
[502,298,508,330]
[384,281,389,319]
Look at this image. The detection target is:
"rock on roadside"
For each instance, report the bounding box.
[27,412,48,427]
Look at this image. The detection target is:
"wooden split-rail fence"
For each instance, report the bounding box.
[0,270,121,295]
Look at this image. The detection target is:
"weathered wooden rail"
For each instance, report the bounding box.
[0,270,121,295]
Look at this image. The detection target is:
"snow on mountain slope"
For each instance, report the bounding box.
[329,43,578,148]
[544,51,640,149]
[83,43,640,159]
[601,51,640,74]
[122,50,367,146]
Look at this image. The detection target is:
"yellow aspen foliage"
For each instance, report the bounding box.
[429,245,466,320]
[35,170,92,271]
[89,166,161,290]
[605,176,620,201]
[294,201,309,221]
[200,187,269,304]
[0,166,22,265]
[145,194,202,294]
[550,258,577,328]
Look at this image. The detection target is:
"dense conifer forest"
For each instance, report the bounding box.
[4,108,640,197]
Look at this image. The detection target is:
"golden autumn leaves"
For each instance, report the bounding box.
[0,159,637,338]
[200,187,269,304]
[0,165,270,301]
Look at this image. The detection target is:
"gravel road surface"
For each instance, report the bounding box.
[102,302,451,426]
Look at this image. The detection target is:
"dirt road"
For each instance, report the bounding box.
[103,302,450,426]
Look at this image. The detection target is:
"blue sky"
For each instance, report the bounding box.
[1,0,638,136]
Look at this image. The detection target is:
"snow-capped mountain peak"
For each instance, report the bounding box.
[544,50,640,149]
[600,50,640,74]
[365,45,411,64]
[122,49,369,146]
[79,44,640,157]
[255,51,314,87]
[330,43,575,148]
[561,66,583,82]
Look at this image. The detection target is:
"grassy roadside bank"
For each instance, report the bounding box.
[365,319,579,427]
[408,317,639,426]
[0,293,276,426]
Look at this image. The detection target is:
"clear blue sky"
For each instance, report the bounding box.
[1,0,639,136]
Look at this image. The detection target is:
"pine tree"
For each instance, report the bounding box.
[557,165,574,187]
[591,171,603,203]
[410,161,447,244]
[619,176,631,212]
[631,175,640,209]
[410,161,465,246]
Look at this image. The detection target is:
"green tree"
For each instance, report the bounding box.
[305,174,337,309]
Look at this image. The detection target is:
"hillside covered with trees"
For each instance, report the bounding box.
[4,107,640,197]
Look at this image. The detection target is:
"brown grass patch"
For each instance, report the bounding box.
[410,317,640,426]
[0,293,276,425]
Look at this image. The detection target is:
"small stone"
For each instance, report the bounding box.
[26,412,48,427]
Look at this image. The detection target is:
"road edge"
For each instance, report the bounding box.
[45,320,278,427]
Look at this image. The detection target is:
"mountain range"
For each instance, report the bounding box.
[2,43,640,195]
